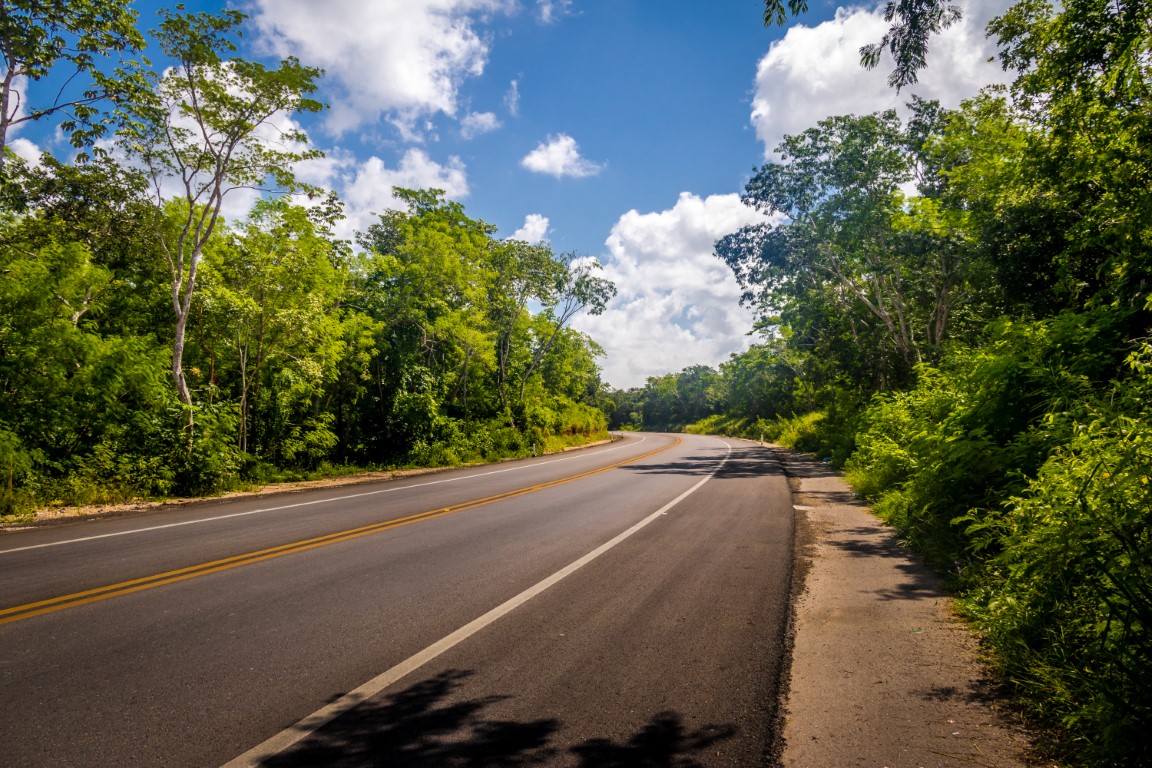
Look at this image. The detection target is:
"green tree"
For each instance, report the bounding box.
[488,238,564,413]
[197,198,348,463]
[355,188,496,452]
[717,105,974,387]
[116,7,324,413]
[0,0,145,171]
[989,0,1152,313]
[514,252,615,405]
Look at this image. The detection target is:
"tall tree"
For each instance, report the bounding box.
[116,8,324,413]
[716,106,971,386]
[488,238,562,412]
[0,0,144,171]
[199,198,345,457]
[515,252,616,404]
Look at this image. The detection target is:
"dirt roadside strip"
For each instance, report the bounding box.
[771,443,1043,768]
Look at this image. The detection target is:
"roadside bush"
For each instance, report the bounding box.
[167,404,244,497]
[0,429,35,518]
[842,321,1150,763]
[960,355,1152,764]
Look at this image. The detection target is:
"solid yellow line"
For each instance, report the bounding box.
[0,437,681,626]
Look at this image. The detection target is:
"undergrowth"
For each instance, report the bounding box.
[689,317,1151,766]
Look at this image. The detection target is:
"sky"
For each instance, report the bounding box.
[12,0,1013,389]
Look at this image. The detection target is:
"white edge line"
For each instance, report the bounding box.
[0,438,647,556]
[220,438,733,768]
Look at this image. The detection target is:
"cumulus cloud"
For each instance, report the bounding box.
[521,133,603,178]
[7,138,44,166]
[509,213,550,243]
[334,148,469,240]
[571,193,772,389]
[460,110,501,139]
[249,0,513,136]
[751,0,1014,155]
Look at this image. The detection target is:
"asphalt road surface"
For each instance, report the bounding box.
[0,433,795,767]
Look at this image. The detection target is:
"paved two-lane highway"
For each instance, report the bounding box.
[0,433,794,767]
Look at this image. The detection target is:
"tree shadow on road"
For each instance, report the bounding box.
[621,447,780,480]
[570,711,736,767]
[260,670,558,767]
[259,669,737,767]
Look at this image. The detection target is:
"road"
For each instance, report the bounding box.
[0,433,795,767]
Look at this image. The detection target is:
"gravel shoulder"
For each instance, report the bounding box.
[773,444,1042,768]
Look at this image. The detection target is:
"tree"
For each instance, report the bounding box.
[988,0,1152,313]
[117,7,324,414]
[0,0,145,172]
[488,238,563,412]
[199,198,346,458]
[515,252,616,404]
[355,188,497,449]
[716,106,973,386]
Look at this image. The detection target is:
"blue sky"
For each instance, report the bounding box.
[11,0,1011,387]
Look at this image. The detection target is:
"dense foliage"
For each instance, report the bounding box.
[0,6,613,513]
[694,0,1152,761]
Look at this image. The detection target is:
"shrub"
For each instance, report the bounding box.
[961,398,1152,764]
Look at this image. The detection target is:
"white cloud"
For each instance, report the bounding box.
[460,110,501,139]
[335,148,469,240]
[509,213,550,243]
[751,0,1014,155]
[249,0,514,137]
[521,133,603,178]
[571,193,772,389]
[504,79,521,117]
[536,0,574,24]
[8,138,43,166]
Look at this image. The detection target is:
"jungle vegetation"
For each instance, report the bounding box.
[615,0,1152,762]
[0,4,615,512]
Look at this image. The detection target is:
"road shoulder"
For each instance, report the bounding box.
[1,438,619,531]
[774,445,1039,768]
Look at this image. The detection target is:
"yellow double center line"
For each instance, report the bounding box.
[0,438,681,626]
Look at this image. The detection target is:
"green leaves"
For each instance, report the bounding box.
[858,0,962,89]
[0,0,146,168]
[719,105,975,388]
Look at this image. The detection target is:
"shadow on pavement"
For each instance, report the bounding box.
[622,447,781,480]
[777,460,839,479]
[570,711,736,767]
[825,531,947,602]
[260,669,737,767]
